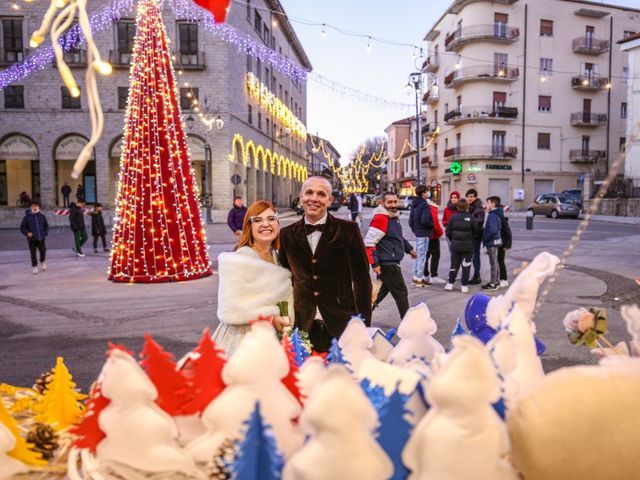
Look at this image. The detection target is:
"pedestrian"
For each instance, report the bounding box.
[20,200,49,274]
[442,191,460,229]
[348,193,359,222]
[497,202,512,288]
[444,198,480,293]
[482,196,503,291]
[279,176,372,352]
[227,196,247,239]
[90,203,109,253]
[75,184,84,202]
[69,199,88,257]
[18,191,30,207]
[466,188,485,285]
[425,193,445,284]
[61,182,72,207]
[365,191,417,320]
[408,185,434,288]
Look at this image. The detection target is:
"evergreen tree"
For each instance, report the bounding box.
[326,338,347,365]
[280,333,302,405]
[377,388,413,480]
[71,384,110,453]
[290,328,310,367]
[0,398,46,465]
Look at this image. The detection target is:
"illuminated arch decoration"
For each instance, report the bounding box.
[246,73,307,140]
[229,134,308,183]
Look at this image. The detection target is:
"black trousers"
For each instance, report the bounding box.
[498,247,507,281]
[425,238,441,277]
[448,250,473,286]
[471,239,482,280]
[308,320,334,353]
[93,233,107,250]
[28,239,46,267]
[350,211,359,221]
[374,264,409,320]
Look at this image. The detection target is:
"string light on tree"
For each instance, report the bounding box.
[109,0,211,283]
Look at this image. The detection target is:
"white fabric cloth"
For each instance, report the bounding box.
[305,214,327,319]
[216,246,294,325]
[356,195,363,213]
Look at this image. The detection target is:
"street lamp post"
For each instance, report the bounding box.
[203,141,212,224]
[408,72,423,187]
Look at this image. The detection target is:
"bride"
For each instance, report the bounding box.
[213,200,293,356]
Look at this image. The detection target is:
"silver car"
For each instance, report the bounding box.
[528,193,580,219]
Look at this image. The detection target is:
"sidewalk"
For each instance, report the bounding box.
[505,210,640,225]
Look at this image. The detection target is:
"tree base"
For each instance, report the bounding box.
[108,269,212,284]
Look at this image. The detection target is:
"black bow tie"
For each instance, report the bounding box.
[305,224,325,235]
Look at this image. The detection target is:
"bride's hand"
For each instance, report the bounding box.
[273,315,292,332]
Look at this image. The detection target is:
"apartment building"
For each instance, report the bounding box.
[619,33,640,182]
[421,0,639,208]
[384,116,413,195]
[0,0,311,212]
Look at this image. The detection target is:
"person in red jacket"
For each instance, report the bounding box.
[442,191,460,228]
[425,194,445,284]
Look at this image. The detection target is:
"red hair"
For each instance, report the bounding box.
[237,200,280,250]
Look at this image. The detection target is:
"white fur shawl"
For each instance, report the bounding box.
[217,246,294,325]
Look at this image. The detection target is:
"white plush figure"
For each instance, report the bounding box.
[487,330,518,409]
[187,322,302,461]
[297,356,328,400]
[403,336,517,480]
[388,303,445,365]
[338,317,374,373]
[622,304,640,356]
[96,349,199,476]
[282,366,393,480]
[0,422,27,480]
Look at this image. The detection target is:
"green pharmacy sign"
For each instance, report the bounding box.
[450,162,462,175]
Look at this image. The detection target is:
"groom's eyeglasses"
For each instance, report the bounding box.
[249,215,279,225]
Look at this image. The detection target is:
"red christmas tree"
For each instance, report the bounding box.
[109,0,211,283]
[140,334,192,416]
[71,384,110,452]
[180,329,226,415]
[281,333,302,405]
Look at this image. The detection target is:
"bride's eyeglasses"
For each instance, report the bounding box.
[249,215,279,225]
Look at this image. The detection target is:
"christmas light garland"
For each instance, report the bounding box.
[228,133,308,183]
[246,72,306,140]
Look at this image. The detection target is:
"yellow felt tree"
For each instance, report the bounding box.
[33,357,86,431]
[0,398,46,465]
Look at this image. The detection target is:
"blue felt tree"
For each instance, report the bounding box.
[326,338,347,365]
[451,318,466,337]
[290,328,310,367]
[376,387,413,480]
[231,402,283,480]
[360,378,388,415]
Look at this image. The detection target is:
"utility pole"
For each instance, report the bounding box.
[409,72,423,186]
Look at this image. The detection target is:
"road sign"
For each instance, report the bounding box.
[231,174,242,186]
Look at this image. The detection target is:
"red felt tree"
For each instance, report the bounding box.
[71,385,110,452]
[281,333,302,405]
[109,0,211,283]
[180,329,226,415]
[140,334,192,416]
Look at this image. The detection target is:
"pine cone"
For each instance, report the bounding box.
[33,371,52,394]
[207,438,236,479]
[27,423,58,460]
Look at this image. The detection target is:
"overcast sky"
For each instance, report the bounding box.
[279,0,638,162]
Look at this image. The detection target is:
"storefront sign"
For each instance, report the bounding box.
[55,135,94,161]
[0,135,38,161]
[486,164,512,170]
[467,165,482,173]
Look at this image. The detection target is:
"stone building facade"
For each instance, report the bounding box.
[0,0,311,215]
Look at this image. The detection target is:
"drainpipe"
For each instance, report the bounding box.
[605,15,613,176]
[521,3,528,186]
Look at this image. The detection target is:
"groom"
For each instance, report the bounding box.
[279,177,372,352]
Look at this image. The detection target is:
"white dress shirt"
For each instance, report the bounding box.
[305,214,327,319]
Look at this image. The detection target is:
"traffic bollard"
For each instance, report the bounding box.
[526,210,534,230]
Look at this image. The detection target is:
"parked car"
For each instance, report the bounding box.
[328,198,341,211]
[402,195,418,210]
[363,194,376,207]
[562,189,583,209]
[528,193,580,219]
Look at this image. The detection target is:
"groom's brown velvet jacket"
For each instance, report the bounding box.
[278,213,372,338]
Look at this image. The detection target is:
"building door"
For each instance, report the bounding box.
[494,13,508,37]
[582,135,591,154]
[489,178,509,205]
[493,91,507,111]
[31,160,40,202]
[83,160,97,204]
[494,53,508,75]
[0,161,6,206]
[534,179,554,198]
[583,99,591,123]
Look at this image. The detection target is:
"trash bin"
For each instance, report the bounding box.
[526,210,534,230]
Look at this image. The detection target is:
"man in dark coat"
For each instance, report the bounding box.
[90,203,109,253]
[75,184,84,202]
[20,201,49,274]
[445,198,481,293]
[227,196,247,238]
[61,182,72,207]
[408,185,434,287]
[69,199,88,257]
[466,188,485,284]
[279,176,372,352]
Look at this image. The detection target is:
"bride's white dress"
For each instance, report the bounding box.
[213,246,294,356]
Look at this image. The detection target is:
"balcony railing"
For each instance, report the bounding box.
[0,48,29,66]
[445,24,520,51]
[569,149,606,163]
[174,51,206,70]
[444,145,518,161]
[449,0,519,14]
[444,65,519,88]
[422,55,440,73]
[443,105,518,124]
[422,89,439,104]
[571,74,609,91]
[570,112,608,126]
[109,50,133,69]
[421,122,439,134]
[572,36,609,54]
